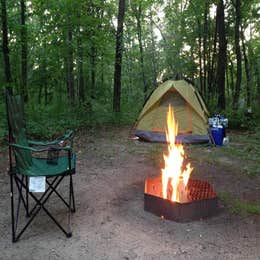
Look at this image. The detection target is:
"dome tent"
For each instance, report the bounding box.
[133,80,210,144]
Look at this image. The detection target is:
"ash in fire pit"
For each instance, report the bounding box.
[144,105,218,221]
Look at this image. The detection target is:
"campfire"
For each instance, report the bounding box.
[161,105,193,203]
[144,105,218,221]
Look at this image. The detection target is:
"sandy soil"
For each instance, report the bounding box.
[0,126,259,260]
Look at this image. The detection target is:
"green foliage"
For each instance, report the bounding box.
[0,0,259,141]
[26,108,84,139]
[4,96,138,140]
[224,107,256,129]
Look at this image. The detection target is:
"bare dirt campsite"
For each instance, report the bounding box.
[0,126,259,260]
[1,0,259,259]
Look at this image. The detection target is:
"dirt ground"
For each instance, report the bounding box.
[0,126,259,260]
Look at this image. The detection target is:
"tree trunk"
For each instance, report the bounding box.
[198,20,203,94]
[67,30,75,103]
[203,1,209,98]
[228,54,235,98]
[241,30,251,108]
[134,3,147,101]
[90,45,96,99]
[255,63,260,105]
[39,58,47,105]
[1,0,12,87]
[149,11,157,88]
[44,79,48,105]
[100,56,104,89]
[78,36,85,102]
[208,12,218,101]
[38,84,42,104]
[124,30,134,100]
[226,64,229,98]
[124,50,132,101]
[113,0,126,112]
[216,0,227,110]
[233,0,242,109]
[20,0,28,101]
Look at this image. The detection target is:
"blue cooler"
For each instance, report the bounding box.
[211,126,224,145]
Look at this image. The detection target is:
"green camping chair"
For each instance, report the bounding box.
[5,90,76,242]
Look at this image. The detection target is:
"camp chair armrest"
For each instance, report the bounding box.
[57,130,74,142]
[9,143,72,152]
[28,140,59,146]
[28,130,74,147]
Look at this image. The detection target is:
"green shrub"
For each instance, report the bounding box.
[224,107,257,130]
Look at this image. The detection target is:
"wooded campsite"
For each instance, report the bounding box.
[0,0,259,259]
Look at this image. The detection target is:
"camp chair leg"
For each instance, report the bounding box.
[41,203,70,237]
[12,174,74,242]
[12,175,28,237]
[25,180,72,237]
[68,151,76,213]
[14,206,41,242]
[10,174,15,242]
[14,176,23,232]
[11,174,42,242]
[14,176,29,224]
[10,174,38,243]
[67,174,73,237]
[46,177,74,212]
[26,176,29,217]
[70,174,76,213]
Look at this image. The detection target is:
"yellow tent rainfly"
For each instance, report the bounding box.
[134,80,210,144]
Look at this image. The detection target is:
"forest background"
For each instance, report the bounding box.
[0,0,259,140]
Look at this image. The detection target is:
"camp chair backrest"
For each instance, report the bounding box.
[6,94,32,170]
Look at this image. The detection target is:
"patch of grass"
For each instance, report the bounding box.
[218,191,260,215]
[184,129,260,177]
[241,203,260,214]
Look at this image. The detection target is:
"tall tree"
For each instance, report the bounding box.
[208,12,218,101]
[20,0,28,101]
[149,11,158,88]
[77,35,85,102]
[202,1,209,97]
[216,0,227,110]
[90,45,96,99]
[198,20,203,94]
[132,1,147,101]
[1,0,12,87]
[113,0,126,112]
[66,29,75,103]
[233,0,242,109]
[241,30,251,108]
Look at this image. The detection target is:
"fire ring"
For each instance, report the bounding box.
[144,177,218,222]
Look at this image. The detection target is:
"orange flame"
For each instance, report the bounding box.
[161,105,193,202]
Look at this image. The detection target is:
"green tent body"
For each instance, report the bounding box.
[134,80,210,144]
